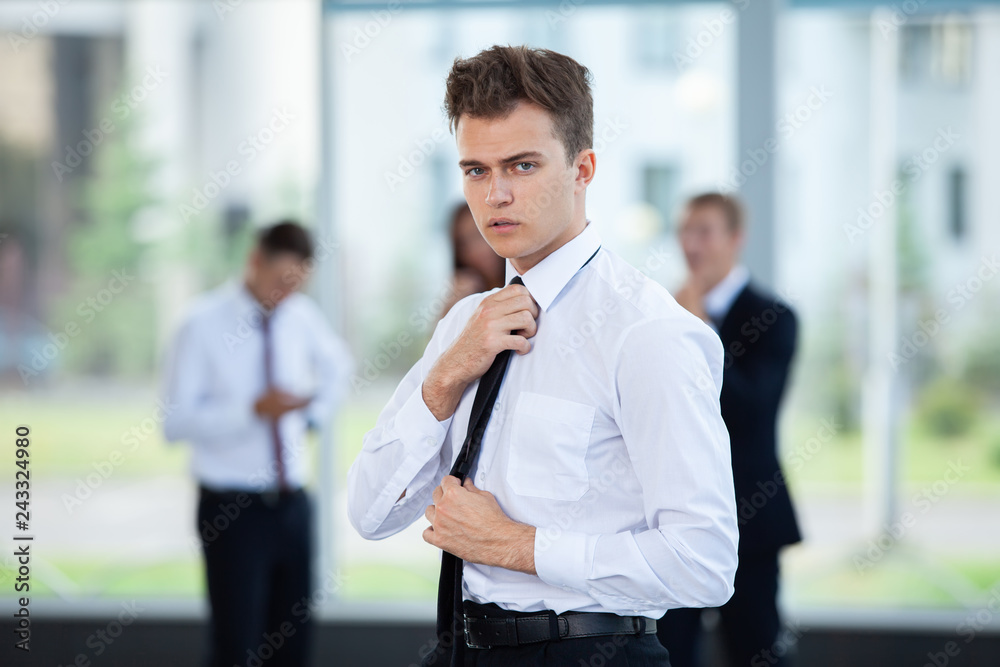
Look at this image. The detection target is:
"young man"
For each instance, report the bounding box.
[659,194,800,667]
[162,222,353,667]
[347,46,738,667]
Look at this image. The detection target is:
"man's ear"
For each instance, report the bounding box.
[247,247,265,278]
[733,228,746,252]
[573,148,596,194]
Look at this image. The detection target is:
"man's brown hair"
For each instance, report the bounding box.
[686,192,746,233]
[444,45,594,163]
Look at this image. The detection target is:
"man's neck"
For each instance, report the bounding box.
[703,263,738,294]
[510,214,588,275]
[242,279,271,310]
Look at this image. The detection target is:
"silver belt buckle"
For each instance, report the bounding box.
[463,615,483,649]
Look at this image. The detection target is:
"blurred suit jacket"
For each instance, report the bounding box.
[717,282,801,554]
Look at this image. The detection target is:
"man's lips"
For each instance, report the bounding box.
[488,218,519,232]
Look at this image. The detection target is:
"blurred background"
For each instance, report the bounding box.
[1,0,999,665]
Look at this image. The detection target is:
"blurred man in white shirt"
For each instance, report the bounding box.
[162,221,352,667]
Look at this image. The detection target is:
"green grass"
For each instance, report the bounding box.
[783,414,1000,490]
[785,547,1000,609]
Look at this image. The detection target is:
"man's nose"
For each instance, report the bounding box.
[485,174,513,207]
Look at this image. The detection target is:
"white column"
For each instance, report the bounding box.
[736,0,779,288]
[862,8,900,536]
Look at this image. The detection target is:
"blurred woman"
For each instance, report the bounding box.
[438,202,505,319]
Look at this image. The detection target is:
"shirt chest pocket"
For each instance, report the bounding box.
[506,392,595,501]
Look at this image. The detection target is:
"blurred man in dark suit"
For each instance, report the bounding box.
[658,193,801,667]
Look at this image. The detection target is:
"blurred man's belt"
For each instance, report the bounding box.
[463,606,655,649]
[199,485,304,508]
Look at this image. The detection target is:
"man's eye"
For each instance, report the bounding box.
[466,167,485,176]
[515,162,534,172]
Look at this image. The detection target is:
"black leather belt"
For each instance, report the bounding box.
[463,609,656,649]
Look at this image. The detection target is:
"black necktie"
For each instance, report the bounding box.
[425,248,600,666]
[427,276,523,667]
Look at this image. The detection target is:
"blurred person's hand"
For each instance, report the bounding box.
[254,389,311,419]
[674,277,710,323]
[422,282,538,420]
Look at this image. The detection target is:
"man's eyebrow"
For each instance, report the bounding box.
[458,151,545,169]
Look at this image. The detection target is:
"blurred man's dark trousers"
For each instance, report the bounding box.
[657,550,784,667]
[198,486,313,667]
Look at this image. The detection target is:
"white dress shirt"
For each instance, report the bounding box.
[347,222,738,618]
[162,280,353,492]
[703,264,750,329]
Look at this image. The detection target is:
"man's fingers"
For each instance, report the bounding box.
[440,475,461,489]
[424,504,435,523]
[493,283,531,301]
[498,310,537,335]
[491,292,538,317]
[512,317,538,340]
[504,334,533,355]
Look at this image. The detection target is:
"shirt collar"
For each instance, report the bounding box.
[703,264,750,321]
[504,221,601,312]
[234,280,276,318]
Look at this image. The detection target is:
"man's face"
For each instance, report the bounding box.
[678,204,743,289]
[456,101,592,274]
[247,249,308,307]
